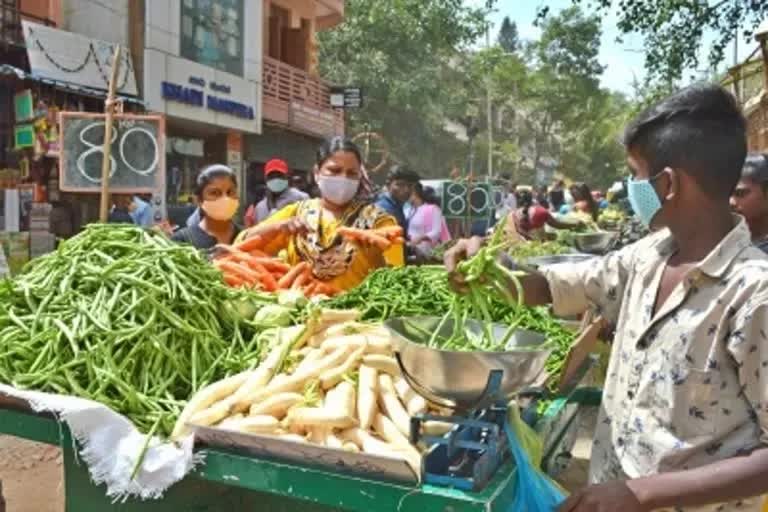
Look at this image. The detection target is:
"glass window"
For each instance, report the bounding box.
[180,0,244,76]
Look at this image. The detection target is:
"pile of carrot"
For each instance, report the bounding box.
[337,226,404,251]
[212,236,340,297]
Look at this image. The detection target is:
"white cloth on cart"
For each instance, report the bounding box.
[0,383,198,501]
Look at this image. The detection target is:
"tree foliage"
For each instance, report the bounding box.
[497,16,519,53]
[544,0,768,83]
[317,0,489,177]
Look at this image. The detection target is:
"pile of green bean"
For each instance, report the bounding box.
[0,224,270,435]
[326,265,575,387]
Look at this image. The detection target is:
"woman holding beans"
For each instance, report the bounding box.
[171,164,241,251]
[236,136,404,292]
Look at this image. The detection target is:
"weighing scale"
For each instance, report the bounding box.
[385,316,553,491]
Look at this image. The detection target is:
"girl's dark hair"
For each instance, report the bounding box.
[316,136,362,167]
[570,182,599,221]
[413,183,439,205]
[742,153,768,190]
[516,189,534,227]
[195,164,237,197]
[549,189,565,210]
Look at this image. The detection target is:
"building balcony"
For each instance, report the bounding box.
[263,55,344,138]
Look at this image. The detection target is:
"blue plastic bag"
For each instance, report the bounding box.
[505,407,567,512]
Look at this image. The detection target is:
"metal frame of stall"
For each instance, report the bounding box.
[0,388,600,511]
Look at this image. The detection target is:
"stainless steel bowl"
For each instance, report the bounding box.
[573,231,618,254]
[525,253,594,268]
[385,316,552,411]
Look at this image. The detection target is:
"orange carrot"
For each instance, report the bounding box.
[252,258,291,273]
[223,273,245,287]
[314,282,341,297]
[337,227,391,250]
[235,235,265,253]
[248,249,268,258]
[373,226,404,238]
[250,261,278,291]
[303,281,318,296]
[218,261,262,285]
[292,268,312,290]
[277,262,309,289]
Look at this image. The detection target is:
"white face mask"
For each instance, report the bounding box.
[316,175,359,206]
[266,178,289,193]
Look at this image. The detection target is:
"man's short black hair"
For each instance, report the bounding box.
[623,83,747,199]
[386,164,420,184]
[741,153,768,189]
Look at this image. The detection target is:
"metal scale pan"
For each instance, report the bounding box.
[384,316,553,411]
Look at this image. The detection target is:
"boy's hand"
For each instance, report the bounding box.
[558,481,649,512]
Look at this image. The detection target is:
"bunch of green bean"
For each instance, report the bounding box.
[0,224,272,435]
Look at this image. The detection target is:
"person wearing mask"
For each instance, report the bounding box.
[375,165,420,231]
[730,153,768,253]
[446,84,768,512]
[244,159,308,226]
[407,184,451,260]
[507,189,582,241]
[237,137,404,292]
[171,164,240,250]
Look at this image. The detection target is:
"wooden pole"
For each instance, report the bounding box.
[98,45,122,222]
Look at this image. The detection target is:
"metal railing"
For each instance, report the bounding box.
[262,56,344,137]
[0,0,55,47]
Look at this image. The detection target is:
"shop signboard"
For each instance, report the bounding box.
[441,180,504,220]
[330,86,363,109]
[14,90,33,122]
[59,112,165,194]
[22,21,138,96]
[144,49,260,134]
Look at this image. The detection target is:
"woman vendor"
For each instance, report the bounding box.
[506,189,582,241]
[237,136,404,292]
[171,164,241,250]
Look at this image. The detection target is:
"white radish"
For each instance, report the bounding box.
[373,413,423,472]
[362,355,400,376]
[293,348,324,375]
[339,427,421,475]
[332,381,357,421]
[378,374,411,437]
[286,407,357,429]
[319,344,367,390]
[218,415,280,434]
[227,324,309,414]
[171,370,250,439]
[322,321,387,339]
[321,335,390,355]
[357,364,378,430]
[422,421,453,436]
[236,345,351,409]
[249,392,303,418]
[394,377,428,416]
[342,442,360,453]
[325,431,345,449]
[217,413,245,429]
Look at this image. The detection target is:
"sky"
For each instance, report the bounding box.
[467,0,757,95]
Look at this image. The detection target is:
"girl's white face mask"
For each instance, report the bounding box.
[316,175,360,206]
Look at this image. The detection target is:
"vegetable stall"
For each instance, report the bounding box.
[0,225,602,511]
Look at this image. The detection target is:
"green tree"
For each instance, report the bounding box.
[317,0,489,178]
[544,0,768,83]
[497,16,519,53]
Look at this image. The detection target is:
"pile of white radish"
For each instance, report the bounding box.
[171,309,452,476]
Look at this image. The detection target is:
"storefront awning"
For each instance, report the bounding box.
[0,64,145,106]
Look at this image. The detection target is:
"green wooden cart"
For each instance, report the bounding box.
[0,388,600,511]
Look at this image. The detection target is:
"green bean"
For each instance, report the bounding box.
[0,224,274,436]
